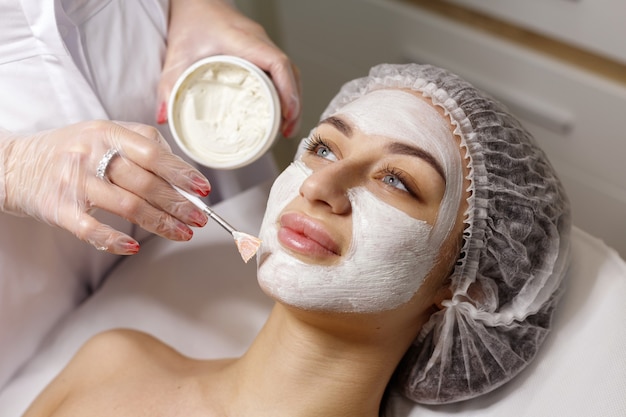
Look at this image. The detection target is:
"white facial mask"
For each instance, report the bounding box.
[257,160,438,313]
[257,89,463,313]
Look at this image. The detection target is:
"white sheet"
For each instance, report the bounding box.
[1,182,625,417]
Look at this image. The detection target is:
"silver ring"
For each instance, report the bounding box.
[96,149,119,180]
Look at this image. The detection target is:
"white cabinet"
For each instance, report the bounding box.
[443,0,626,64]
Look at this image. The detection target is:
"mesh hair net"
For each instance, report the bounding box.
[316,64,571,404]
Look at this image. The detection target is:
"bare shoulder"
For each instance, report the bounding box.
[70,329,147,362]
[81,329,173,360]
[77,329,190,378]
[23,329,183,417]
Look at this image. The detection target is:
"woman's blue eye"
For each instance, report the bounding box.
[305,135,338,161]
[382,173,409,192]
[316,145,332,158]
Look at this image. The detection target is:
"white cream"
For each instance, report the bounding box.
[256,90,464,313]
[172,61,274,167]
[257,160,438,313]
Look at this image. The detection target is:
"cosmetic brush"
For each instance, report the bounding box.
[173,186,262,263]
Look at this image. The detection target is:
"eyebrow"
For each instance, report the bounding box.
[319,116,353,137]
[386,142,446,181]
[320,116,445,181]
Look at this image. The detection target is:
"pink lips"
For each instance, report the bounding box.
[278,212,341,258]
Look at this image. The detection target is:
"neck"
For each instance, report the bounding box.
[219,303,420,417]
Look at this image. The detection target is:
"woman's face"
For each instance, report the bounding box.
[257,89,467,313]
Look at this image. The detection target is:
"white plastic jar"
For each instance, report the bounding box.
[168,55,281,169]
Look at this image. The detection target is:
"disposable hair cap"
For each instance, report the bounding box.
[319,64,572,404]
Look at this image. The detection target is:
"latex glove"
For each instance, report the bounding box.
[156,0,302,138]
[0,121,211,255]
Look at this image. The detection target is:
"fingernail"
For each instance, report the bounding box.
[190,174,211,196]
[192,185,210,197]
[176,223,194,241]
[156,102,168,124]
[282,119,299,138]
[282,121,293,138]
[121,239,140,255]
[190,210,208,227]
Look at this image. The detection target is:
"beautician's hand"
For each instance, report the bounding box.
[0,121,211,255]
[156,0,302,138]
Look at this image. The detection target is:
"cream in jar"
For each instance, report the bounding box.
[169,56,281,169]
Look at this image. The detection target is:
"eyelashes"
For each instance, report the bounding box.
[303,134,339,162]
[303,133,330,154]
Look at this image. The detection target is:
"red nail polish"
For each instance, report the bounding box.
[190,175,211,196]
[156,102,168,124]
[177,223,193,240]
[191,210,208,227]
[124,241,140,255]
[282,122,295,138]
[192,185,210,197]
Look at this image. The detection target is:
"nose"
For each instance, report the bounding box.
[299,162,353,214]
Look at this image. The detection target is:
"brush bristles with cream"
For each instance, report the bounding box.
[173,186,262,262]
[232,231,262,263]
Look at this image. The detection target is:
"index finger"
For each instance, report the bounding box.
[106,122,211,196]
[113,121,172,150]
